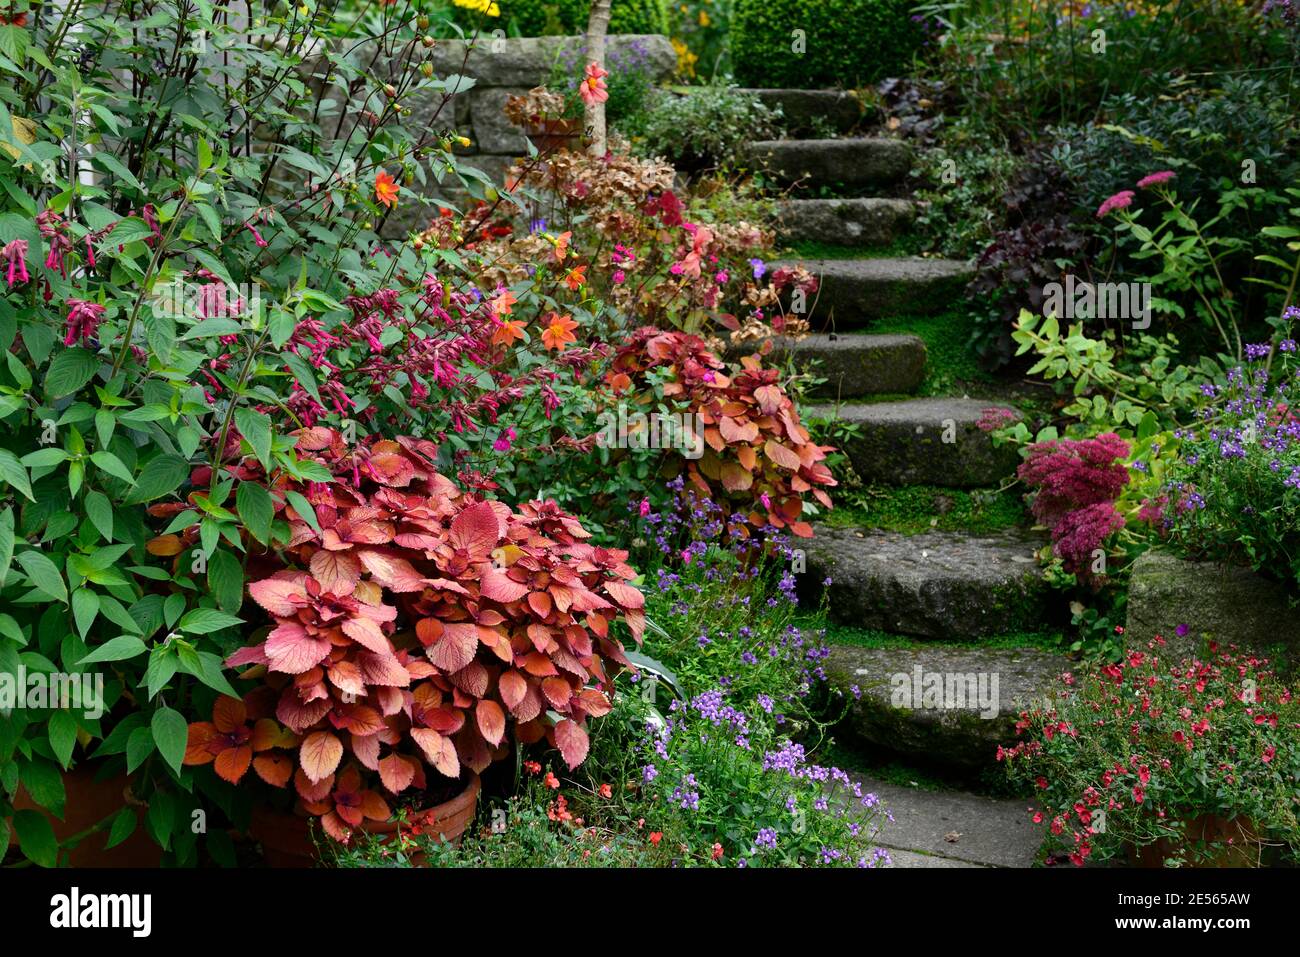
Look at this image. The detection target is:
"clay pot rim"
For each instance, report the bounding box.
[250,772,481,836]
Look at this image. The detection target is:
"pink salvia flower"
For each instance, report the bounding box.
[64,299,107,346]
[3,239,29,287]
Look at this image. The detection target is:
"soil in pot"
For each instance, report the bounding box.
[249,773,481,868]
[11,764,161,867]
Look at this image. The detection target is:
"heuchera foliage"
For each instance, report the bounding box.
[607,328,835,536]
[181,428,644,841]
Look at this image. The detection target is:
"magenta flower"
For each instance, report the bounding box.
[1096,190,1135,218]
[1136,170,1175,189]
[3,239,30,287]
[492,427,516,453]
[638,498,651,518]
[64,299,107,346]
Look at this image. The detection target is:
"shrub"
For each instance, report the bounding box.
[730,0,921,89]
[1001,638,1300,866]
[625,82,783,171]
[494,0,667,36]
[181,427,645,843]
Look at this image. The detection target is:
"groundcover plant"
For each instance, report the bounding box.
[0,0,1297,908]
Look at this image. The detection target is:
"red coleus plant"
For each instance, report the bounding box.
[606,327,835,536]
[181,428,643,842]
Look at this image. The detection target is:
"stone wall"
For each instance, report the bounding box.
[1125,549,1300,669]
[384,34,675,236]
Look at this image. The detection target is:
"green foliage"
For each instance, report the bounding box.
[624,81,782,170]
[494,0,668,35]
[730,0,921,88]
[824,483,1027,536]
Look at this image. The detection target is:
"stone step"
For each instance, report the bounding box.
[800,526,1051,638]
[841,771,1046,866]
[776,198,913,248]
[735,89,869,135]
[778,257,974,329]
[826,644,1067,771]
[806,397,1021,487]
[741,138,910,190]
[729,333,925,398]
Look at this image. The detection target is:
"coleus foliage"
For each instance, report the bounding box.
[179,427,644,842]
[607,328,836,536]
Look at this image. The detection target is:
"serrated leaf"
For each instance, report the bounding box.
[151,705,188,775]
[77,634,147,665]
[45,348,99,398]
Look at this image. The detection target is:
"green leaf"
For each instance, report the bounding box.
[151,705,188,775]
[126,454,189,504]
[77,634,148,665]
[234,407,272,470]
[45,348,100,399]
[0,449,32,501]
[177,607,243,634]
[71,589,100,638]
[235,481,274,544]
[104,807,138,850]
[207,549,244,613]
[20,447,67,468]
[90,450,135,484]
[0,506,13,583]
[16,549,67,603]
[48,711,78,768]
[284,490,320,533]
[126,725,155,773]
[12,810,58,867]
[85,490,114,541]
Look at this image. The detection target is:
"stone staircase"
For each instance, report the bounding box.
[746,91,1064,806]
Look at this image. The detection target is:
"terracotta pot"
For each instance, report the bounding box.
[1130,814,1265,868]
[11,765,161,867]
[525,117,581,154]
[249,774,481,868]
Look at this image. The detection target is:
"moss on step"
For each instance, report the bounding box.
[868,305,990,395]
[781,235,923,260]
[822,624,1065,653]
[824,483,1028,536]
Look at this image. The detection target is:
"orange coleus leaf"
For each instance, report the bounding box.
[449,501,501,557]
[764,438,802,471]
[720,460,753,492]
[602,579,644,610]
[300,731,344,784]
[542,676,572,710]
[476,699,506,746]
[719,416,759,443]
[249,576,309,616]
[265,620,331,674]
[146,534,184,556]
[426,621,479,673]
[183,722,217,766]
[498,670,528,711]
[553,719,590,770]
[212,695,247,733]
[410,728,460,778]
[482,567,529,602]
[379,753,417,793]
[357,549,425,592]
[253,752,294,788]
[309,549,363,595]
[736,444,757,471]
[214,745,253,784]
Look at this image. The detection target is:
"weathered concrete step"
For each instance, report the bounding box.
[776,197,913,247]
[779,257,973,329]
[806,397,1021,487]
[842,771,1046,866]
[735,89,869,135]
[827,644,1067,771]
[741,138,910,190]
[730,333,925,398]
[800,526,1051,638]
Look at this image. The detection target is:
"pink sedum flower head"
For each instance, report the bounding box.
[1136,170,1175,189]
[1096,190,1135,218]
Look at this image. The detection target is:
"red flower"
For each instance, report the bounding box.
[649,831,663,846]
[1262,746,1276,764]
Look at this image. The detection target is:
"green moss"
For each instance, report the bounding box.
[870,304,993,395]
[781,236,924,260]
[825,483,1028,536]
[822,625,1065,653]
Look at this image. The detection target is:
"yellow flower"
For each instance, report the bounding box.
[452,0,499,14]
[698,9,710,26]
